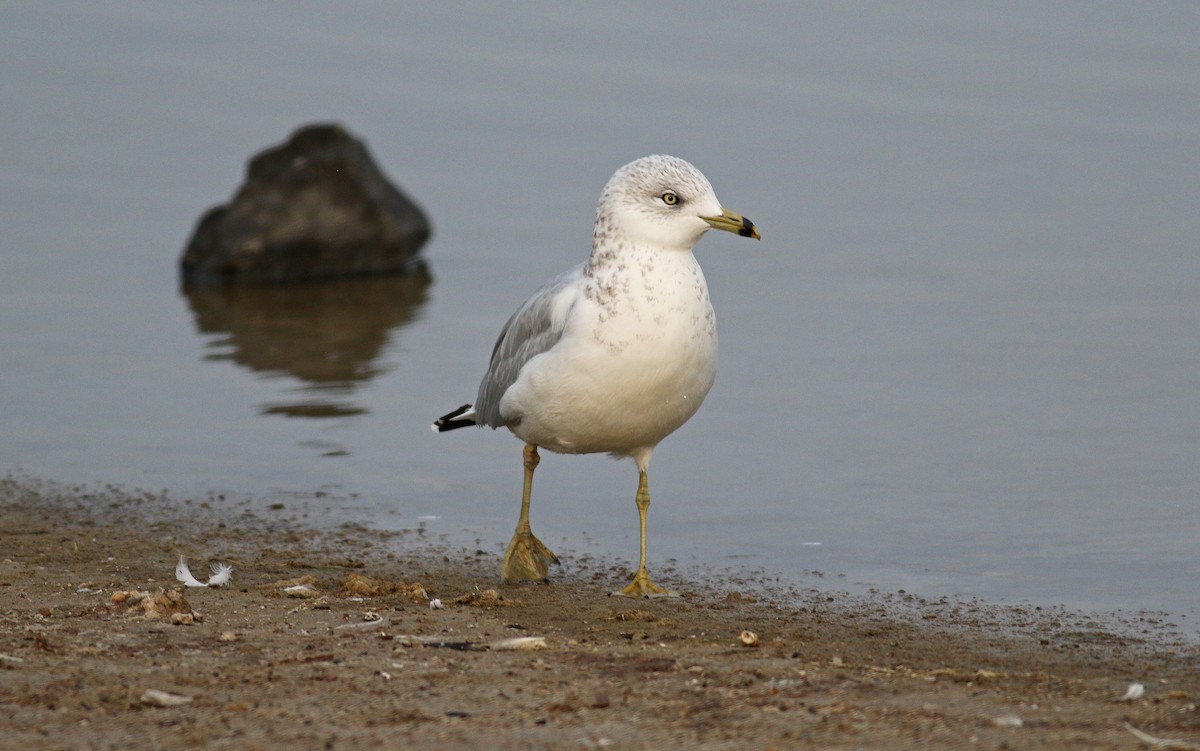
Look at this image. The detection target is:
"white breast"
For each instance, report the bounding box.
[499,247,717,456]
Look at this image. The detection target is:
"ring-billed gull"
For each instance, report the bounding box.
[434,155,759,597]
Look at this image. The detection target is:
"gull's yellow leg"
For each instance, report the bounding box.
[501,443,560,583]
[614,468,676,598]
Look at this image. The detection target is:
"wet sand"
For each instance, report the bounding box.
[1,476,1197,749]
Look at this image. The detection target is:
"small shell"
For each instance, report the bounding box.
[739,630,760,648]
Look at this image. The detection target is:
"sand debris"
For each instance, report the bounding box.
[606,609,659,622]
[454,588,524,608]
[111,588,200,621]
[265,576,323,598]
[338,573,428,601]
[927,667,1005,684]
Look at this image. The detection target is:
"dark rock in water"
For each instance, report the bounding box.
[181,123,432,285]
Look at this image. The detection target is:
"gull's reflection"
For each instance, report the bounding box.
[183,273,430,420]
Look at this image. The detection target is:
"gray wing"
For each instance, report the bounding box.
[474,264,583,428]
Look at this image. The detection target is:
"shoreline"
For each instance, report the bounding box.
[2,476,1197,748]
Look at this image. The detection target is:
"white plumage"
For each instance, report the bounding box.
[435,155,759,597]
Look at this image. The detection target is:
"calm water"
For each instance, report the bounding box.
[3,4,1198,621]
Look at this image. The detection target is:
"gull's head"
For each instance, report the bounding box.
[595,155,760,253]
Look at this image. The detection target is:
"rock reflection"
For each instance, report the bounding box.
[183,273,430,419]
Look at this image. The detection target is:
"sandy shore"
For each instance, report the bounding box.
[1,476,1196,749]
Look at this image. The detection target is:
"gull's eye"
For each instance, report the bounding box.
[660,191,679,206]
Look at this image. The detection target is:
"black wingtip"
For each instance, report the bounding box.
[433,404,475,432]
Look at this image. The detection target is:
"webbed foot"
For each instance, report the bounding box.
[501,530,560,583]
[611,567,678,598]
